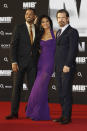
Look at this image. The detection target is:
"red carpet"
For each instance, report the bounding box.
[0,102,87,131]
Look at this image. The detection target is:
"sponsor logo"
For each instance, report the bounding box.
[3,4,8,8]
[5,85,12,88]
[0,84,4,88]
[52,85,56,90]
[4,57,9,62]
[0,31,12,36]
[0,31,4,36]
[23,2,37,9]
[77,72,82,77]
[0,84,12,88]
[23,83,28,90]
[5,32,12,35]
[0,44,10,49]
[52,72,55,77]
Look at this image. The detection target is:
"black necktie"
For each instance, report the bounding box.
[56,29,61,39]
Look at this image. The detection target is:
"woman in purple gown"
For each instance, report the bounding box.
[26,15,56,120]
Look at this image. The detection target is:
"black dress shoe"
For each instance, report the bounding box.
[26,117,33,120]
[5,114,18,120]
[60,118,71,124]
[53,116,64,122]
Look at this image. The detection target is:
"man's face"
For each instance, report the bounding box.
[57,12,69,27]
[25,9,35,24]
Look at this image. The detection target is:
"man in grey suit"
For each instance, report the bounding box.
[54,9,79,124]
[6,8,39,119]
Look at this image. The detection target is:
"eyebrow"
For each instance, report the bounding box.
[57,16,66,18]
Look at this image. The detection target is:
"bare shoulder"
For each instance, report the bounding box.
[53,30,57,38]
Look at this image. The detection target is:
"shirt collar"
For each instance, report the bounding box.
[26,21,34,28]
[60,24,69,33]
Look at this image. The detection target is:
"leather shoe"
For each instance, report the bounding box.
[60,118,71,124]
[5,114,18,120]
[53,116,64,122]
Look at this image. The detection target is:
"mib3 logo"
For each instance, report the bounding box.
[76,57,87,64]
[23,2,37,9]
[0,70,12,76]
[0,17,13,23]
[72,85,87,92]
[78,42,85,52]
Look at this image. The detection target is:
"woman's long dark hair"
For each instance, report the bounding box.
[38,15,53,38]
[36,15,53,49]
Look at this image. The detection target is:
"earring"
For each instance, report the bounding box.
[40,26,44,31]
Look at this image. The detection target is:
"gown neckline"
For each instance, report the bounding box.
[41,30,55,42]
[41,38,53,42]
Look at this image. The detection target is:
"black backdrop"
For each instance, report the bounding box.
[0,0,87,104]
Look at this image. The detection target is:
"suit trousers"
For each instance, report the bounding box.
[55,66,75,119]
[11,59,37,115]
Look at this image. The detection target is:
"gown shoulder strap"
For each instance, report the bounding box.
[50,30,55,39]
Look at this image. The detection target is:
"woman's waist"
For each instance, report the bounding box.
[40,53,55,58]
[41,50,55,54]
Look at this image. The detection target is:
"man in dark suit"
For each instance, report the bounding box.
[6,8,39,119]
[54,9,79,124]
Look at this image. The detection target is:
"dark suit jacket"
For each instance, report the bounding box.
[10,23,39,68]
[55,25,79,69]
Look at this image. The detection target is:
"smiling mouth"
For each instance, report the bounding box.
[27,18,31,20]
[59,21,64,23]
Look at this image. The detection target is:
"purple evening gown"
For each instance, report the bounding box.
[26,30,56,120]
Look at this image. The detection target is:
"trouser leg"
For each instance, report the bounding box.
[11,69,25,115]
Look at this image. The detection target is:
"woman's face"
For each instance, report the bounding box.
[41,17,50,29]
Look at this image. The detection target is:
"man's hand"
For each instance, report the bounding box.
[63,66,70,73]
[12,63,19,72]
[34,15,38,24]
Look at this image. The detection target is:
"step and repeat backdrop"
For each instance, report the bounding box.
[0,0,87,104]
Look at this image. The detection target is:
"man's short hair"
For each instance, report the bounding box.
[25,8,36,14]
[56,9,69,18]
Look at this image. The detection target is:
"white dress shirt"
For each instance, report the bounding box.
[60,24,69,35]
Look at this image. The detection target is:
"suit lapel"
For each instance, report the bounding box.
[56,25,71,43]
[24,23,31,43]
[24,23,37,46]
